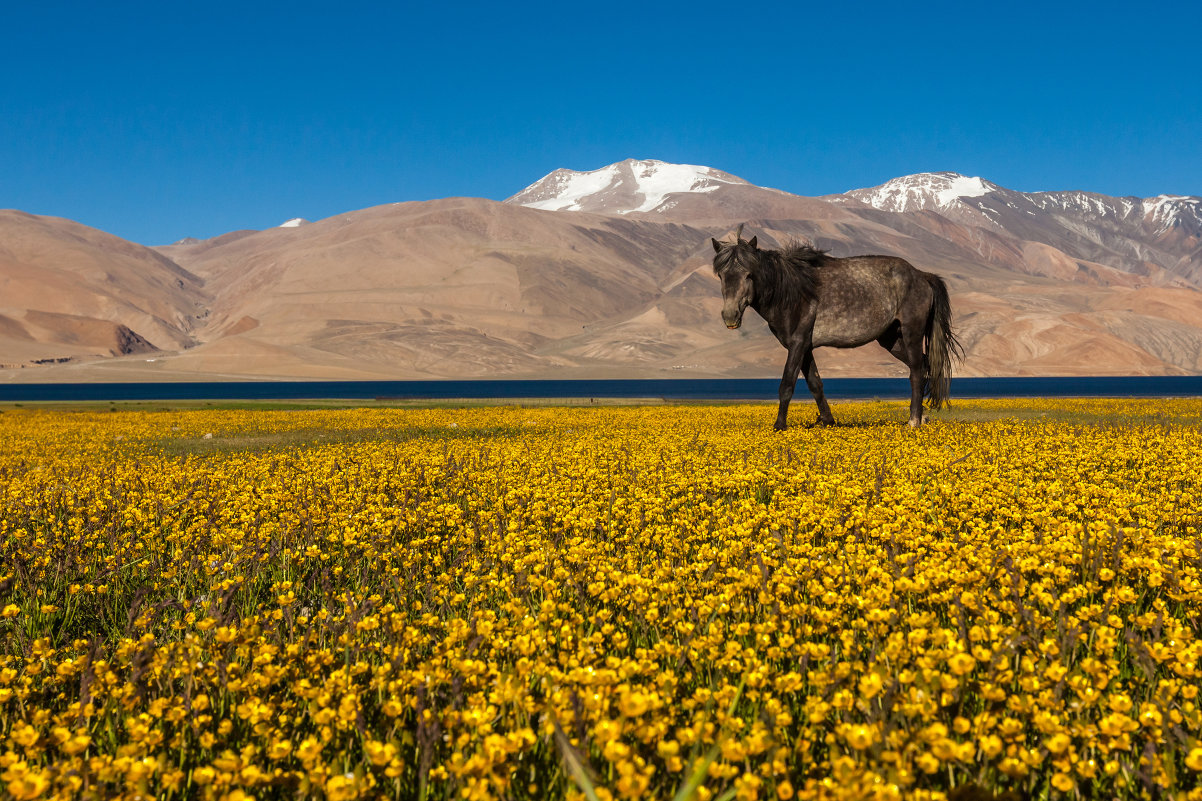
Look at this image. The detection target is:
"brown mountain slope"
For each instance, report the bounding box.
[0,210,209,368]
[3,162,1201,381]
[147,198,724,378]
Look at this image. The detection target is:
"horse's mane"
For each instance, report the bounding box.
[780,242,830,269]
[757,241,825,304]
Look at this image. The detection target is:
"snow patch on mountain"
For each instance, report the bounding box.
[845,172,1000,213]
[521,170,612,212]
[278,218,309,228]
[1026,192,1137,220]
[506,159,750,214]
[1020,192,1201,234]
[934,175,994,206]
[623,161,732,213]
[1143,195,1202,234]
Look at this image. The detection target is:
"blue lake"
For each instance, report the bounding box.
[2,376,1202,402]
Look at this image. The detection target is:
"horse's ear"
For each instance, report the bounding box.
[747,236,757,249]
[711,238,723,253]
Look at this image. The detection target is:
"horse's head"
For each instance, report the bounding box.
[711,226,759,329]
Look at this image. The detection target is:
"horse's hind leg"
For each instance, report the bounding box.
[878,322,926,427]
[801,350,835,426]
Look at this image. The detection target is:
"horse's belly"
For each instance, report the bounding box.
[812,305,891,348]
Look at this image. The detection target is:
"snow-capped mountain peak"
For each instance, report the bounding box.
[844,172,1001,213]
[506,158,752,215]
[1142,195,1202,234]
[278,218,309,229]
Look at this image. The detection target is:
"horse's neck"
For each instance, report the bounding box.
[754,258,796,308]
[752,257,813,338]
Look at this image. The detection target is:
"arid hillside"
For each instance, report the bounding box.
[0,210,208,370]
[2,160,1200,381]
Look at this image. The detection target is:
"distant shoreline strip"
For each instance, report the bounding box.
[2,376,1202,402]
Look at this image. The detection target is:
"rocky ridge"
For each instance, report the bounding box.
[2,161,1200,380]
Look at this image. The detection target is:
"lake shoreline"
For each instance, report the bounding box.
[3,375,1202,403]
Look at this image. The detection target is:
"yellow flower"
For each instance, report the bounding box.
[10,724,39,748]
[2,762,49,801]
[325,773,360,801]
[337,693,360,724]
[61,733,91,755]
[915,753,940,774]
[947,652,976,676]
[365,740,396,766]
[617,688,651,717]
[1,605,19,619]
[976,731,1004,755]
[267,739,292,760]
[296,737,322,763]
[843,725,876,751]
[1045,733,1071,755]
[858,672,883,700]
[656,740,679,758]
[998,757,1029,778]
[1051,773,1075,792]
[1099,713,1137,736]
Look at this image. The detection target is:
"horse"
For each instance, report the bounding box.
[712,226,961,429]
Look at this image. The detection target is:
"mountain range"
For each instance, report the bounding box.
[2,158,1201,381]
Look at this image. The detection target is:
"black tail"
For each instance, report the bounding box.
[925,274,962,409]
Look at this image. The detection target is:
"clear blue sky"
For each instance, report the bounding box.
[3,0,1199,245]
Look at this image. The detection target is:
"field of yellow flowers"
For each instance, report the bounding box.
[2,399,1202,801]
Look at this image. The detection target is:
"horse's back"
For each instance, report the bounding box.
[811,255,930,347]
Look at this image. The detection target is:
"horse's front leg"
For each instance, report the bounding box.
[774,344,807,431]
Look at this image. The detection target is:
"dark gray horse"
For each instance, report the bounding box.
[712,227,961,429]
